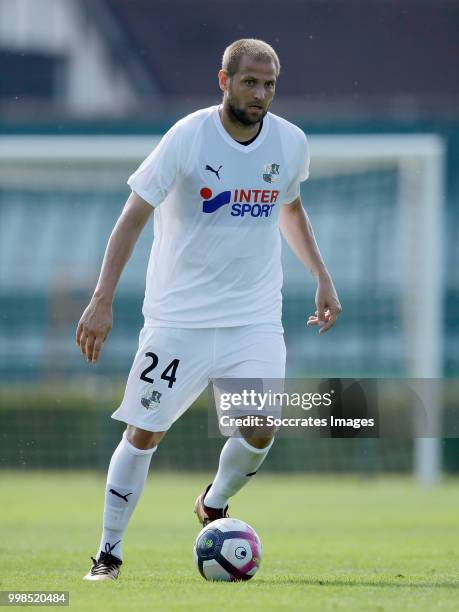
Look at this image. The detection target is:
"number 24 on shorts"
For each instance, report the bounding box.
[139,352,181,389]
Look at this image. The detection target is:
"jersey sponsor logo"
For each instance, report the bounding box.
[262,163,280,183]
[200,187,231,213]
[200,187,279,218]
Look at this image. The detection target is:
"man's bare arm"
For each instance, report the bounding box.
[279,197,342,334]
[76,191,153,362]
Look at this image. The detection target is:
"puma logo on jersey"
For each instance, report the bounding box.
[205,164,222,180]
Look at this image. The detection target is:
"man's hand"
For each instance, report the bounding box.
[76,296,113,363]
[280,199,341,334]
[307,276,342,334]
[75,191,152,364]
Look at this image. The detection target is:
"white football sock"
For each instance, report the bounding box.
[96,430,156,561]
[204,437,274,510]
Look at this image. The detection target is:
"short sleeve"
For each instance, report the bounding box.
[283,132,310,204]
[127,126,183,207]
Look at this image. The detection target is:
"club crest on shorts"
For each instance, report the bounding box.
[141,389,162,409]
[262,163,280,183]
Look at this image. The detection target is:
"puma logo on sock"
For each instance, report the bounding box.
[109,488,132,502]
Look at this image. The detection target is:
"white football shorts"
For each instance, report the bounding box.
[111,324,286,432]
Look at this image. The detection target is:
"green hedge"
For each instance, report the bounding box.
[0,388,457,472]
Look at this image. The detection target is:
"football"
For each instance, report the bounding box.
[193,518,262,581]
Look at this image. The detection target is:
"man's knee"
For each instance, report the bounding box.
[241,433,274,449]
[239,421,275,449]
[126,425,166,450]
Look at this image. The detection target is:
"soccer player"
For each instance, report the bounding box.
[77,39,341,581]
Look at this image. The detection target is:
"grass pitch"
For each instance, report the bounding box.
[1,472,458,611]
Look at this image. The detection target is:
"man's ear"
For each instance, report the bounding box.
[218,69,229,93]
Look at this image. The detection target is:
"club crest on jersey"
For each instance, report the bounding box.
[141,390,162,409]
[262,163,280,184]
[200,187,279,218]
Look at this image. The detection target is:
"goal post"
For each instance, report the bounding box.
[308,135,445,486]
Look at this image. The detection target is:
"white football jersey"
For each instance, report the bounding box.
[128,105,309,329]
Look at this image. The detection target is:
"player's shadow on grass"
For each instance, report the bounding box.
[255,577,459,589]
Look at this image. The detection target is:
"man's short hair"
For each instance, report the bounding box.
[222,39,281,77]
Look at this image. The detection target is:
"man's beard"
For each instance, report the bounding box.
[227,92,268,126]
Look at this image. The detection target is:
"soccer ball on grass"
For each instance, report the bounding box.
[193,518,262,581]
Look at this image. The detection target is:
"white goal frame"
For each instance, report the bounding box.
[310,135,445,486]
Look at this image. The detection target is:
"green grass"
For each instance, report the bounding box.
[1,472,458,611]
